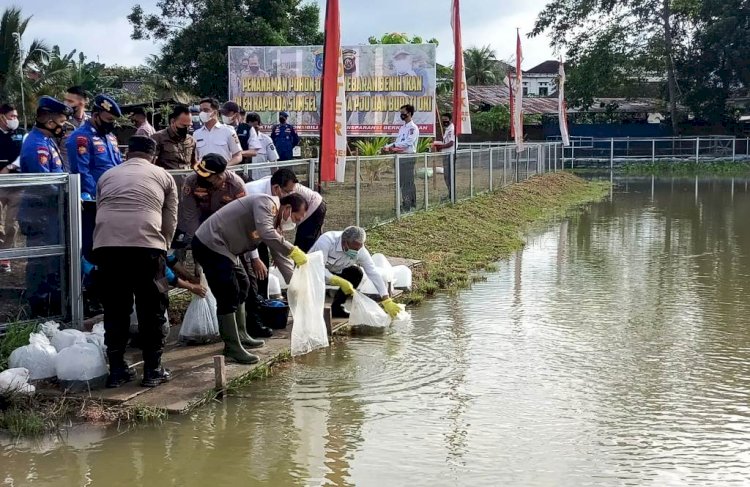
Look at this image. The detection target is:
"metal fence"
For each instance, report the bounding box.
[0,145,558,328]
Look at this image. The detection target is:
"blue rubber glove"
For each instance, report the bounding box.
[81,193,94,201]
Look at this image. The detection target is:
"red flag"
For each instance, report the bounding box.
[319,0,347,182]
[508,72,515,139]
[558,58,570,146]
[451,0,471,134]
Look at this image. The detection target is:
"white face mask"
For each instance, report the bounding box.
[221,115,234,125]
[199,111,213,123]
[280,209,296,231]
[6,119,19,131]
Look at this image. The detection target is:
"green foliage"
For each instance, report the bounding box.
[464,45,504,85]
[417,137,434,153]
[352,137,391,183]
[471,105,511,135]
[0,322,35,371]
[352,137,390,156]
[128,0,324,97]
[368,33,439,45]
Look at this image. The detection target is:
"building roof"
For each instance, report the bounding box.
[526,60,560,74]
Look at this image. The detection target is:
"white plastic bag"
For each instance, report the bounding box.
[268,273,282,298]
[9,332,57,380]
[55,342,108,389]
[269,266,289,290]
[0,368,35,395]
[130,308,170,334]
[289,251,329,356]
[358,267,392,295]
[50,328,86,352]
[392,265,413,290]
[179,291,219,344]
[85,322,107,357]
[40,321,61,338]
[350,291,391,330]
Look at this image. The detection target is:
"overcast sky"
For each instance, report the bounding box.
[17,0,555,69]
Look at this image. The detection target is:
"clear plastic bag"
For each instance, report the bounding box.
[289,251,329,356]
[350,291,390,327]
[50,328,87,352]
[0,368,35,395]
[392,265,413,290]
[179,290,220,344]
[85,322,107,358]
[55,342,108,391]
[9,332,58,380]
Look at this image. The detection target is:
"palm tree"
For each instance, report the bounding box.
[464,45,499,85]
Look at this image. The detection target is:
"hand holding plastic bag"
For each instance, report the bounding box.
[9,332,57,380]
[179,287,219,344]
[289,251,329,356]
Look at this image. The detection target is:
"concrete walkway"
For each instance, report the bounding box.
[68,256,420,414]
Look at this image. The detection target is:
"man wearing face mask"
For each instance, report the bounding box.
[67,94,124,263]
[309,226,399,319]
[270,111,299,161]
[174,153,246,250]
[130,107,156,137]
[193,98,243,166]
[18,96,71,316]
[0,104,25,273]
[432,113,455,199]
[60,86,90,168]
[245,53,270,78]
[220,101,240,129]
[152,105,197,170]
[383,104,419,212]
[192,193,308,364]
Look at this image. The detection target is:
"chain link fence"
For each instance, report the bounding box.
[0,144,560,328]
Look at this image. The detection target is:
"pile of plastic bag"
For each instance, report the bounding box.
[289,251,329,356]
[56,341,108,392]
[8,332,57,380]
[179,289,220,344]
[0,368,35,395]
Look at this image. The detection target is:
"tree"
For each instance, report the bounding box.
[367,33,439,45]
[463,46,502,85]
[128,0,323,97]
[531,0,696,133]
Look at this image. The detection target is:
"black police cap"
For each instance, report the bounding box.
[195,153,228,177]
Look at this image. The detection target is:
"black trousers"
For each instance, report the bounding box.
[332,266,364,308]
[294,201,326,253]
[192,237,249,315]
[95,247,169,370]
[254,242,271,299]
[442,154,453,198]
[22,223,62,318]
[81,201,97,262]
[399,158,417,210]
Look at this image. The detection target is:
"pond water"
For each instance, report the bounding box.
[4,177,750,486]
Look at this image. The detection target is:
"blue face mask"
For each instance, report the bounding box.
[345,249,358,259]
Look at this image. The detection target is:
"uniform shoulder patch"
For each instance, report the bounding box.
[76,136,88,146]
[37,146,50,166]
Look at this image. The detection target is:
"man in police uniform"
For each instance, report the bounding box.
[384,104,420,212]
[194,98,242,165]
[152,105,197,170]
[192,193,308,364]
[270,111,300,161]
[66,94,123,261]
[0,103,25,273]
[19,96,70,316]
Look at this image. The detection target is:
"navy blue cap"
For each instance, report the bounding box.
[279,111,289,118]
[93,94,122,117]
[37,96,71,115]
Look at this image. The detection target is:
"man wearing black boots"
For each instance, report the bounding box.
[308,226,400,319]
[93,136,178,388]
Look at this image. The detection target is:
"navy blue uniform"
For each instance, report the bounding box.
[270,123,299,161]
[66,120,122,198]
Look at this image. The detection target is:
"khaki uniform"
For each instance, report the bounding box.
[194,194,295,283]
[60,113,89,170]
[177,171,246,242]
[152,127,197,170]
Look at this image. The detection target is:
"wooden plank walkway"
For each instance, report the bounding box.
[64,256,421,414]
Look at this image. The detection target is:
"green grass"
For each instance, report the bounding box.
[367,172,610,304]
[621,160,750,176]
[0,322,36,372]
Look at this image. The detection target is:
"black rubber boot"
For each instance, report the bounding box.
[141,351,171,387]
[235,304,265,348]
[246,293,273,338]
[106,351,136,388]
[331,292,350,318]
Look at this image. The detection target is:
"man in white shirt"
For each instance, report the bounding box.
[383,104,419,212]
[309,226,400,319]
[246,112,277,179]
[432,113,455,199]
[193,98,242,165]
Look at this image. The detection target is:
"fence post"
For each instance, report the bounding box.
[470,150,474,197]
[67,174,83,329]
[732,138,736,162]
[307,158,316,190]
[652,139,655,164]
[423,153,429,209]
[525,147,530,178]
[695,136,700,163]
[450,151,456,203]
[394,154,401,219]
[489,148,494,191]
[355,156,361,227]
[571,142,575,169]
[503,147,507,187]
[610,138,614,171]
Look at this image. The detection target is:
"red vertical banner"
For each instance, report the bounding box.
[508,72,515,139]
[451,0,471,134]
[318,0,346,182]
[513,29,524,152]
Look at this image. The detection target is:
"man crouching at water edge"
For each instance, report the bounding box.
[309,226,400,319]
[191,193,309,364]
[93,136,178,388]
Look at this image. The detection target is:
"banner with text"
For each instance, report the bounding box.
[228,44,436,137]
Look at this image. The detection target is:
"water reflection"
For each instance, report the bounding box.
[4,177,750,486]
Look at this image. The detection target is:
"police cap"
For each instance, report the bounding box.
[194,153,227,178]
[37,96,71,116]
[93,94,122,117]
[221,101,240,115]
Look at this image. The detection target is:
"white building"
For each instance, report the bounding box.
[522,60,559,97]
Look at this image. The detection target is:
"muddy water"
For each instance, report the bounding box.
[4,177,750,486]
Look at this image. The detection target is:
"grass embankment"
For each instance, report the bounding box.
[368,172,610,304]
[621,160,750,176]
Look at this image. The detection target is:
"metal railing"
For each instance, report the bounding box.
[0,145,559,328]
